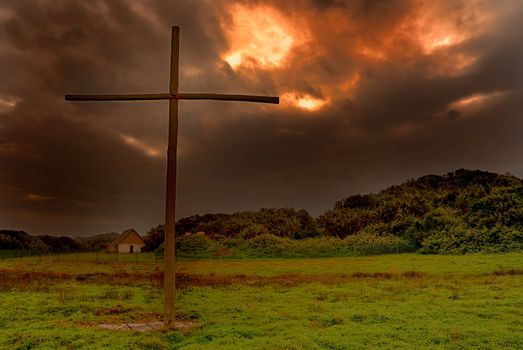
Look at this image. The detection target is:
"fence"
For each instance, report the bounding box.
[0,236,418,263]
[0,250,163,264]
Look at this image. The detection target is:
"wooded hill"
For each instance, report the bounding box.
[319,169,522,253]
[145,169,522,255]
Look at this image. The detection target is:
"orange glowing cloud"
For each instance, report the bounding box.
[221,4,308,70]
[344,1,494,77]
[431,52,478,77]
[119,133,161,158]
[408,2,492,75]
[281,92,328,111]
[340,73,361,96]
[0,95,19,113]
[449,91,507,111]
[418,27,468,54]
[446,91,509,119]
[417,6,493,55]
[358,47,387,60]
[216,0,501,113]
[373,0,492,57]
[26,193,52,202]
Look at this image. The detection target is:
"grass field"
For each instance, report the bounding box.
[0,253,522,349]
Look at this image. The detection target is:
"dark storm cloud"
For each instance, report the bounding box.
[0,0,522,236]
[0,0,220,235]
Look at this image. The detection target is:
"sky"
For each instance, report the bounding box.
[0,0,522,236]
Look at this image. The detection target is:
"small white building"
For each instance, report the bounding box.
[107,228,145,253]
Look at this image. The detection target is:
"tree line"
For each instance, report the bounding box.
[0,230,119,253]
[143,169,522,255]
[2,169,522,255]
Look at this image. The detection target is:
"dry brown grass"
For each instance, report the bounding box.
[490,268,523,276]
[0,269,163,291]
[1,268,521,292]
[0,269,426,292]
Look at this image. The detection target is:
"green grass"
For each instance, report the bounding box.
[0,253,522,349]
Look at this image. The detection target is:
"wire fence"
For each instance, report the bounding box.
[0,250,162,264]
[0,238,417,263]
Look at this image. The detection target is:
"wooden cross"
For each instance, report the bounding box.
[65,26,279,328]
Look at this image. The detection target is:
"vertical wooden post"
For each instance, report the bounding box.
[164,26,179,328]
[64,25,278,329]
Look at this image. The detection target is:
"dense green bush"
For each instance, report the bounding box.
[317,169,522,254]
[173,233,416,259]
[420,225,523,254]
[176,234,218,256]
[243,234,292,257]
[155,234,220,257]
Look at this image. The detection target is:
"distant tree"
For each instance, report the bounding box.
[143,225,165,252]
[239,222,269,239]
[335,194,376,209]
[293,209,320,239]
[76,232,119,251]
[27,237,50,254]
[317,208,377,238]
[0,230,30,250]
[37,235,81,252]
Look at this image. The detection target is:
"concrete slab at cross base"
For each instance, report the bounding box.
[98,321,192,332]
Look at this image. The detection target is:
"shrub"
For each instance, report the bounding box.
[154,234,219,257]
[176,234,217,256]
[243,234,292,257]
[241,233,415,258]
[419,224,523,254]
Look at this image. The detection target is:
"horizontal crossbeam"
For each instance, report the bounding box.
[177,93,278,104]
[65,93,279,104]
[65,93,170,101]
